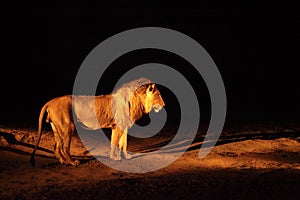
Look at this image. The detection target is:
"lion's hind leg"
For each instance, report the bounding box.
[51,123,79,166]
[51,123,66,164]
[60,124,80,166]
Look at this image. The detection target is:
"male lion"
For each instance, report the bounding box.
[30,78,165,166]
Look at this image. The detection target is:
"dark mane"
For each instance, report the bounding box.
[112,77,152,130]
[113,77,151,96]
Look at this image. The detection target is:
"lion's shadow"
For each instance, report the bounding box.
[130,130,299,158]
[0,131,95,165]
[1,129,299,163]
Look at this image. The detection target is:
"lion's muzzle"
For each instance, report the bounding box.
[153,104,163,113]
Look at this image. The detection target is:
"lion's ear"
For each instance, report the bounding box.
[146,83,155,94]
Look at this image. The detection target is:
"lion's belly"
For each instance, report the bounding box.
[72,95,115,130]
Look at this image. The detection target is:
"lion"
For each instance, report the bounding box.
[30,78,165,166]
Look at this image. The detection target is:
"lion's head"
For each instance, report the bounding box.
[136,83,165,113]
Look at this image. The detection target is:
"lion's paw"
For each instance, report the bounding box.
[72,159,80,166]
[110,155,121,161]
[124,153,132,160]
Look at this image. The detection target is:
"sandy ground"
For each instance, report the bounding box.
[0,125,300,200]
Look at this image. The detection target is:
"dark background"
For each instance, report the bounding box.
[1,2,299,128]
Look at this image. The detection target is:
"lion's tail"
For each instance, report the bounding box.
[30,103,48,166]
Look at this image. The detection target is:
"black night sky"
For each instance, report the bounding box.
[1,2,299,127]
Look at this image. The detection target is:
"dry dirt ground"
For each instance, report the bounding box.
[0,124,300,200]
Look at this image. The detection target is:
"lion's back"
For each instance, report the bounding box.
[47,95,73,109]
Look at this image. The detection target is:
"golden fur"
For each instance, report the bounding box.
[30,78,165,166]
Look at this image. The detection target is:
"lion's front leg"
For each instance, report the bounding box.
[110,127,122,160]
[119,129,132,159]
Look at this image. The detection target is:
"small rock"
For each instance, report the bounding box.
[0,136,9,146]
